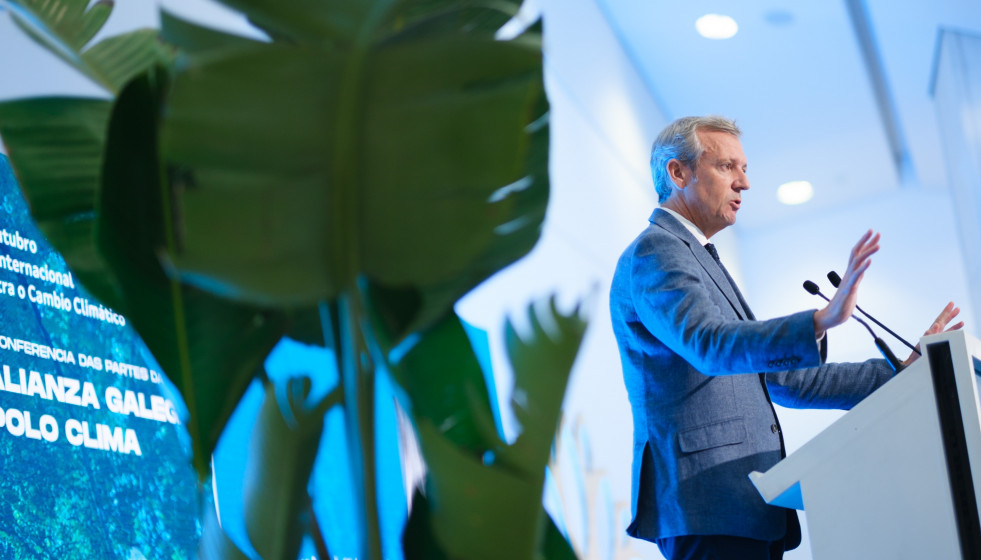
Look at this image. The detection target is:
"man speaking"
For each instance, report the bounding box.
[610,115,962,559]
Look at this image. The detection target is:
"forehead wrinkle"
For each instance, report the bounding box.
[700,135,746,166]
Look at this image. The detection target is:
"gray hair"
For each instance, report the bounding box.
[650,116,741,203]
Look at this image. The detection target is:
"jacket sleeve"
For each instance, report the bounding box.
[765,359,894,409]
[627,230,824,376]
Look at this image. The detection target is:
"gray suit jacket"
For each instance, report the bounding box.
[610,209,894,544]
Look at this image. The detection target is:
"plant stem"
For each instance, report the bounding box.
[329,2,395,557]
[333,294,382,560]
[158,148,200,475]
[309,501,331,560]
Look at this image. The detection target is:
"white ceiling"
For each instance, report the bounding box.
[3,0,980,230]
[596,0,981,231]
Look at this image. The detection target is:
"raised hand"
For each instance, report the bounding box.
[813,230,880,338]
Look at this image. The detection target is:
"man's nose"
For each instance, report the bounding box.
[735,169,750,190]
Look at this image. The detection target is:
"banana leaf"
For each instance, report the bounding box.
[97,70,300,476]
[6,0,174,93]
[243,377,338,560]
[158,1,546,339]
[404,492,577,560]
[0,96,118,306]
[393,299,588,560]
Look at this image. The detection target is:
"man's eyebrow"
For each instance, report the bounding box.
[719,156,747,166]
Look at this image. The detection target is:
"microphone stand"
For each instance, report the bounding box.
[827,271,918,355]
[803,281,905,373]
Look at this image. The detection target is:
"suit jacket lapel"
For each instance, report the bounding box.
[650,209,751,320]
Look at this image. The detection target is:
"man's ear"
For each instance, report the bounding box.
[667,159,690,189]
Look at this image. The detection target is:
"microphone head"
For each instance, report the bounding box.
[827,271,842,288]
[803,280,820,295]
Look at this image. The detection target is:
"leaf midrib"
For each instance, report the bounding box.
[331,0,397,291]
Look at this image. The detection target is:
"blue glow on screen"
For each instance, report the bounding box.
[0,155,200,557]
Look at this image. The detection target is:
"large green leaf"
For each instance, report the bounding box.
[414,418,543,559]
[213,0,375,45]
[210,0,523,46]
[7,0,173,93]
[394,299,587,560]
[498,297,589,475]
[402,491,450,560]
[81,29,177,92]
[244,377,338,560]
[97,71,298,476]
[0,96,120,308]
[390,313,501,455]
[6,0,110,53]
[159,1,548,337]
[540,514,579,560]
[160,9,264,59]
[384,0,525,40]
[403,491,573,560]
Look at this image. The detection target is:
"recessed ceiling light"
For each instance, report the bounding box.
[695,14,739,40]
[777,181,814,205]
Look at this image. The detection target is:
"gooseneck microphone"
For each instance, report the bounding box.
[827,271,918,355]
[803,280,904,372]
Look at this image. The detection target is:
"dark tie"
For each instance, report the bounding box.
[704,243,787,457]
[704,243,755,320]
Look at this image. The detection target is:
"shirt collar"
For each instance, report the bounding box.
[659,207,709,246]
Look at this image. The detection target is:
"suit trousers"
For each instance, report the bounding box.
[655,534,785,560]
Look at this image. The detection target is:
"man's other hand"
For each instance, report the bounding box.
[902,302,965,366]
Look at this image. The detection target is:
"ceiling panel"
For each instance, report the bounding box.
[595,0,908,230]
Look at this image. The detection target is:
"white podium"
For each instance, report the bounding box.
[749,330,981,559]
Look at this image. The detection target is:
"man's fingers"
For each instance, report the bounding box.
[850,236,874,261]
[935,302,959,327]
[841,260,871,291]
[822,230,882,332]
[943,302,960,321]
[854,237,880,262]
[924,303,963,335]
[947,321,965,333]
[906,304,963,366]
[844,231,880,281]
[851,229,874,253]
